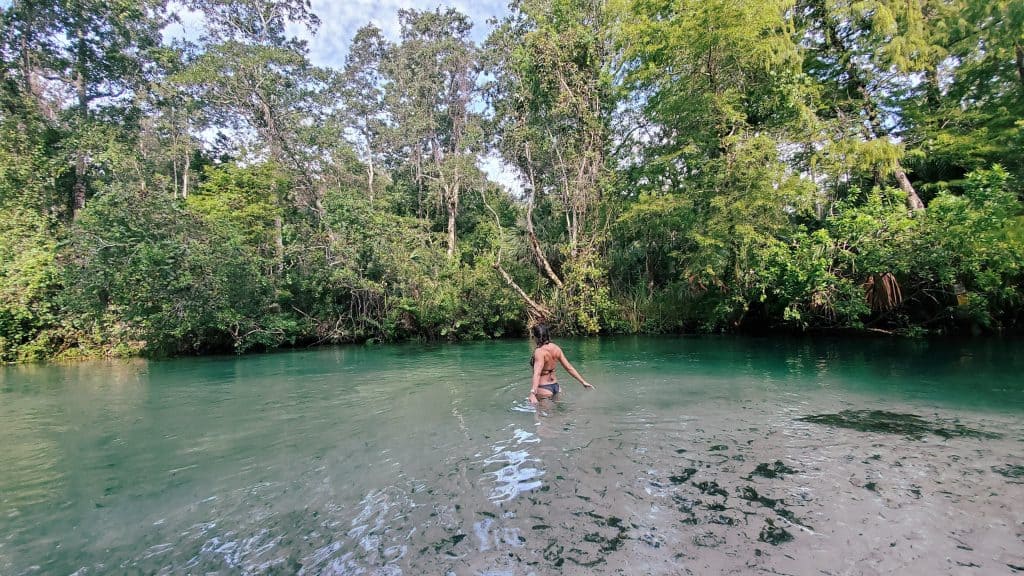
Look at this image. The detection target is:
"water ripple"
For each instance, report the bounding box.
[481,428,544,503]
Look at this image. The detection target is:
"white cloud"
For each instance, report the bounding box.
[163,2,206,44]
[479,151,525,195]
[297,0,510,68]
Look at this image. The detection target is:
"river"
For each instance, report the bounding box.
[1,336,1022,575]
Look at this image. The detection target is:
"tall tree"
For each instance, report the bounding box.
[908,0,1024,182]
[0,0,169,219]
[615,0,817,326]
[486,0,620,332]
[489,0,616,264]
[795,0,956,211]
[177,0,325,273]
[385,8,484,257]
[339,25,390,206]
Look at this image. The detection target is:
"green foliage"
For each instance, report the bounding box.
[187,163,285,265]
[62,187,278,355]
[2,0,1024,363]
[912,167,1024,327]
[556,251,614,335]
[0,209,62,361]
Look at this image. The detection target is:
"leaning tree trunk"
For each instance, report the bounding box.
[895,169,925,212]
[523,143,564,287]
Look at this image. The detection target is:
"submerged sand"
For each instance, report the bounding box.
[27,398,1023,576]
[377,402,1024,575]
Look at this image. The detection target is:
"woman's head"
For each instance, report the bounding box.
[531,323,551,346]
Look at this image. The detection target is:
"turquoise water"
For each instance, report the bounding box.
[1,336,1022,574]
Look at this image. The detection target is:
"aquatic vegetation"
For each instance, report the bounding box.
[750,460,797,479]
[992,464,1024,480]
[738,485,812,529]
[694,480,729,498]
[737,485,778,508]
[693,532,726,547]
[798,410,1000,440]
[669,468,698,485]
[758,519,793,545]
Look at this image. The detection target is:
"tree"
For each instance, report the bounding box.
[794,0,958,211]
[614,0,815,328]
[0,0,169,219]
[339,25,390,206]
[384,8,485,257]
[906,0,1024,184]
[486,0,619,330]
[176,0,327,275]
[63,186,280,355]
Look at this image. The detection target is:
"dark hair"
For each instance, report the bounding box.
[531,323,551,347]
[530,324,552,367]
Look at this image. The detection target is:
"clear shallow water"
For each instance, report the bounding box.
[1,336,1022,575]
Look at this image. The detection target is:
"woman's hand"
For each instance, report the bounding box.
[581,381,594,390]
[528,391,539,405]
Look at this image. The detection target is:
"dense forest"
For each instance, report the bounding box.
[0,0,1021,361]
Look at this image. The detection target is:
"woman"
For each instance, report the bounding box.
[528,323,594,404]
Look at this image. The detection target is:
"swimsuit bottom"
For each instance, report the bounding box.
[538,383,560,395]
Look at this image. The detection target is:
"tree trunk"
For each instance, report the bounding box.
[446,179,459,257]
[895,169,925,211]
[72,154,87,219]
[274,215,285,276]
[181,109,191,199]
[414,147,424,219]
[72,28,88,221]
[447,206,457,257]
[366,158,375,207]
[1016,42,1024,87]
[522,142,564,287]
[182,147,190,199]
[525,194,563,288]
[493,261,550,320]
[172,157,179,198]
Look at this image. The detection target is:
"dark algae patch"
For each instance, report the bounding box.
[737,485,778,508]
[798,410,1000,440]
[750,460,797,479]
[758,519,793,545]
[992,464,1024,480]
[738,485,813,529]
[426,533,466,555]
[669,468,698,485]
[694,480,729,498]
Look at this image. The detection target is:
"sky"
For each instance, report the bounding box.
[168,0,510,69]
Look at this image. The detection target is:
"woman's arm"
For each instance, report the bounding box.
[558,348,594,389]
